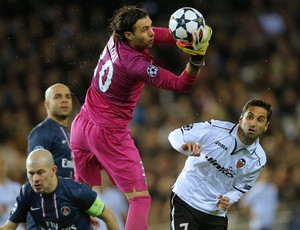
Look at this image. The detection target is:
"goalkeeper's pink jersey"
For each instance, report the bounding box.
[80,27,198,127]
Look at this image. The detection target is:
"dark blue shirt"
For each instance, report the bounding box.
[10,177,96,230]
[28,118,74,178]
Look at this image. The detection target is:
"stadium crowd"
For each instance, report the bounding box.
[0,0,300,229]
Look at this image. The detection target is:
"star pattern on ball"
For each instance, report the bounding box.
[169,7,205,42]
[177,13,190,30]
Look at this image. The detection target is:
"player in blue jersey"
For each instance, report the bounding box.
[168,99,272,230]
[0,149,119,230]
[28,83,74,179]
[26,83,74,230]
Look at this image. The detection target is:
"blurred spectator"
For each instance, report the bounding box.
[287,166,300,230]
[289,200,300,230]
[240,166,279,230]
[93,172,128,230]
[0,146,25,230]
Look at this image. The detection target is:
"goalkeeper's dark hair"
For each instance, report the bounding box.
[109,5,148,42]
[242,99,272,122]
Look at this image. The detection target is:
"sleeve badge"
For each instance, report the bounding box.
[182,124,194,131]
[147,65,158,77]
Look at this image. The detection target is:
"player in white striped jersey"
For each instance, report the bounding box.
[168,98,272,230]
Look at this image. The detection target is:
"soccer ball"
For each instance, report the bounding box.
[169,7,205,43]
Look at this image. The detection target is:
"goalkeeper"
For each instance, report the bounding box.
[0,149,119,230]
[70,5,212,230]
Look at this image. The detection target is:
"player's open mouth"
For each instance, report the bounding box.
[248,128,255,134]
[34,185,42,190]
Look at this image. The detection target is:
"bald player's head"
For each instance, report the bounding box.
[27,149,54,167]
[26,149,58,194]
[44,83,72,123]
[44,83,70,101]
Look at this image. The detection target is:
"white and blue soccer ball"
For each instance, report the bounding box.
[169,7,205,43]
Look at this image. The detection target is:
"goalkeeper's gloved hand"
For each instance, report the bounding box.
[176,25,212,56]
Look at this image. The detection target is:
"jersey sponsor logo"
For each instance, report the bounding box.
[205,156,234,178]
[60,226,76,230]
[42,222,77,230]
[236,158,246,168]
[214,141,228,151]
[62,158,74,168]
[147,65,158,77]
[60,206,71,216]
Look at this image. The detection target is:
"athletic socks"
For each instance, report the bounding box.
[125,195,151,230]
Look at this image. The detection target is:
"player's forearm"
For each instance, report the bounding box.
[0,220,18,230]
[104,220,119,230]
[185,54,206,77]
[224,190,244,205]
[100,207,120,230]
[168,129,187,155]
[186,62,202,77]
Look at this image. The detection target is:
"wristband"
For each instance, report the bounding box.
[189,55,205,68]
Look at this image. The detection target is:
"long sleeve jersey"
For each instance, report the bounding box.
[28,118,74,179]
[80,27,198,127]
[9,178,101,229]
[168,119,266,217]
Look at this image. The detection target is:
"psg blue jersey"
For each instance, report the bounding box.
[10,177,97,229]
[28,118,74,178]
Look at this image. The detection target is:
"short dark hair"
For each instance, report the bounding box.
[109,5,148,41]
[242,99,272,122]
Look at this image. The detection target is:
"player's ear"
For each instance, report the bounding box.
[238,114,243,125]
[264,122,269,132]
[52,165,58,175]
[124,31,133,41]
[44,101,49,110]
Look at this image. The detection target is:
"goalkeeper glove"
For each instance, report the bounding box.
[176,25,212,56]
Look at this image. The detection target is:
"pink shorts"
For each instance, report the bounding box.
[70,114,148,193]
